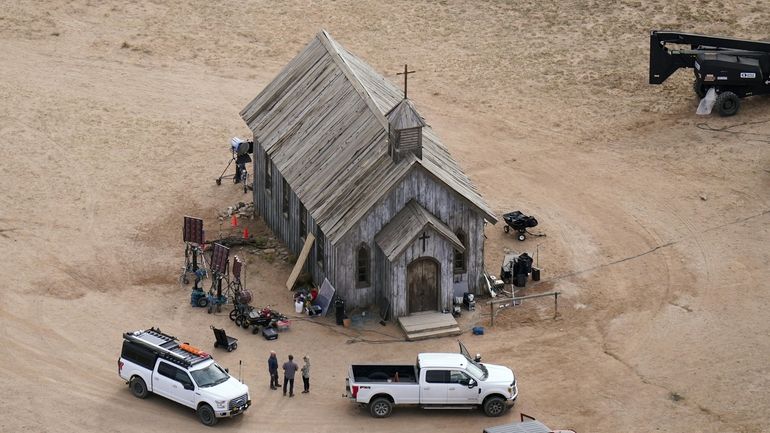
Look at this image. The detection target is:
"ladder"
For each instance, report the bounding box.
[123,328,210,368]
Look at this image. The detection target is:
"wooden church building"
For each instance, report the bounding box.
[240,30,497,320]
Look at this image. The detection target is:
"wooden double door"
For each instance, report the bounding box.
[407,258,439,314]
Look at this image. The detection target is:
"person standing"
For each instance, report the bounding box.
[282,354,298,397]
[301,355,311,394]
[268,351,280,390]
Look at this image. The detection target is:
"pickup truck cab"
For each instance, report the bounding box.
[346,342,517,418]
[118,328,250,426]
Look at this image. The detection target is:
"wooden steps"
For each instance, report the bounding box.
[398,312,461,341]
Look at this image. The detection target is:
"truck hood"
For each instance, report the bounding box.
[204,377,249,400]
[481,363,515,385]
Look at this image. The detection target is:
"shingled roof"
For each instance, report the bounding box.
[240,30,496,243]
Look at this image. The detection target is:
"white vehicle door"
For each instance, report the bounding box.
[421,369,449,404]
[155,362,196,407]
[447,370,479,404]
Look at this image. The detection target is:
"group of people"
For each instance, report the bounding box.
[267,351,310,397]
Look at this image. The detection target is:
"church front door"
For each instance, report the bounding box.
[407,257,439,314]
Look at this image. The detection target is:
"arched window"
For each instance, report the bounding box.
[453,230,466,274]
[356,243,371,287]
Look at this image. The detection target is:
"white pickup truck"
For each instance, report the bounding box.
[346,342,518,418]
[118,328,250,426]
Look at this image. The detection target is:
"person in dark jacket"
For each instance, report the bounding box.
[268,351,280,390]
[282,354,298,397]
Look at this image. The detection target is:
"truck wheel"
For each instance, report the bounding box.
[369,397,393,418]
[716,91,740,116]
[129,376,148,399]
[483,396,506,417]
[693,80,706,99]
[197,403,218,426]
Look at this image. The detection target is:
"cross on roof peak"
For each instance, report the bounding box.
[396,64,416,99]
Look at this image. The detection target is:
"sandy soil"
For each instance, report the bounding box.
[1,1,769,432]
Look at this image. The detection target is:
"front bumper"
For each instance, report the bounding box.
[507,385,518,405]
[216,400,251,418]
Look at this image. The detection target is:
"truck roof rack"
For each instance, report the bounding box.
[123,327,211,368]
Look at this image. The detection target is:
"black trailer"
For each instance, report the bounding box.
[502,211,538,241]
[649,30,770,116]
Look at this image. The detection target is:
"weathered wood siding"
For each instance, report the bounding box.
[337,166,486,317]
[251,143,331,286]
[388,228,455,318]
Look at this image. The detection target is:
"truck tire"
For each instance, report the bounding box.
[129,376,149,399]
[716,91,740,116]
[482,395,506,417]
[197,403,218,426]
[369,397,393,418]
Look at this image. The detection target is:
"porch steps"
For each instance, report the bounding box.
[399,312,461,341]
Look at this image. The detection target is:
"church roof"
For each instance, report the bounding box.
[375,199,464,262]
[240,30,497,244]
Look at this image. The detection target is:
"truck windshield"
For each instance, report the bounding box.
[466,360,487,380]
[190,363,230,388]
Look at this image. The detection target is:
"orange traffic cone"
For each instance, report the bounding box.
[243,228,249,239]
[231,214,238,227]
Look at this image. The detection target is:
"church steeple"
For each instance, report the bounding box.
[387,98,425,162]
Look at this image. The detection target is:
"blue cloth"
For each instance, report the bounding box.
[268,355,278,372]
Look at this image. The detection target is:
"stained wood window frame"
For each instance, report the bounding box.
[453,229,467,274]
[315,227,325,271]
[355,243,371,288]
[298,202,307,240]
[282,178,290,218]
[264,156,272,193]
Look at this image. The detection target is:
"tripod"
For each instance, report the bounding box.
[180,242,209,289]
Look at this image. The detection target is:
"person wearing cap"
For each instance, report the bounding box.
[301,355,311,394]
[268,351,280,390]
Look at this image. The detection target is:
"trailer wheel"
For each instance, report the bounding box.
[693,80,706,99]
[716,91,740,116]
[197,403,218,426]
[369,397,393,418]
[482,396,506,417]
[129,376,149,399]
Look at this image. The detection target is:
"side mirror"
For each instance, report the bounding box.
[183,383,194,391]
[467,379,477,389]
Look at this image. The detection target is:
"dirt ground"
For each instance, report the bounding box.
[1,1,769,432]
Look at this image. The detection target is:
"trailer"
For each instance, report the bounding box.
[649,30,770,116]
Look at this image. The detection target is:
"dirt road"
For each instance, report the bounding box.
[1,1,768,432]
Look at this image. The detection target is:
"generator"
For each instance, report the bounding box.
[649,30,770,116]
